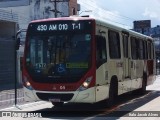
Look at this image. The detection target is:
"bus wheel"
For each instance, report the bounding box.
[106,79,118,108]
[52,102,64,107]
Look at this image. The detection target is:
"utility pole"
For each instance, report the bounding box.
[50,0,69,18]
[54,0,58,18]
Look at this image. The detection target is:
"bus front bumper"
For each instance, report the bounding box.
[23,87,96,103]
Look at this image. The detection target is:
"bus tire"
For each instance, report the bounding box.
[52,102,64,107]
[106,77,118,108]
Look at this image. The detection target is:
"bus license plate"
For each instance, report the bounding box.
[49,98,60,102]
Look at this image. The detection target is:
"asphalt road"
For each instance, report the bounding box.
[32,91,159,119]
[28,76,160,119]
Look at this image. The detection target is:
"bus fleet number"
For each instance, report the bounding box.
[60,86,65,90]
[37,25,47,31]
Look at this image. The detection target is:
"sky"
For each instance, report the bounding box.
[78,0,160,29]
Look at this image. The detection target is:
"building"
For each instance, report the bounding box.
[0,0,79,30]
[150,25,160,38]
[133,20,151,36]
[0,9,18,89]
[133,20,160,38]
[69,0,79,16]
[151,25,160,60]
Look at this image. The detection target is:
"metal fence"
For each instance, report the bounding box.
[0,88,25,109]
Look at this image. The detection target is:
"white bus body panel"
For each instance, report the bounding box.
[23,87,39,102]
[95,85,109,102]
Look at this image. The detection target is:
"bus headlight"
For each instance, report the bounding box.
[78,76,93,91]
[23,76,33,90]
[83,81,90,88]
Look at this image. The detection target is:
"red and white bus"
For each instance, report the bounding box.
[22,16,156,107]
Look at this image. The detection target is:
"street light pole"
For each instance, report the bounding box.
[14,29,26,109]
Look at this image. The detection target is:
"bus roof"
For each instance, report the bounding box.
[30,16,153,40]
[30,16,95,23]
[95,18,153,40]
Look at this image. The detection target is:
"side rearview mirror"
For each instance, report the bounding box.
[16,38,20,50]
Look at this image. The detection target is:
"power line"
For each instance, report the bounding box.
[79,1,132,28]
[79,0,136,21]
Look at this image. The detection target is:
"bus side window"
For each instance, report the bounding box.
[152,42,155,59]
[131,37,138,60]
[139,39,144,60]
[96,35,107,68]
[148,41,152,59]
[151,42,154,59]
[143,40,148,59]
[108,30,121,59]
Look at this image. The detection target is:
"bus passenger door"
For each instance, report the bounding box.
[130,37,139,90]
[122,34,130,78]
[95,34,108,102]
[122,33,131,93]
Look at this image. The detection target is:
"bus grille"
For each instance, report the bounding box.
[36,93,74,101]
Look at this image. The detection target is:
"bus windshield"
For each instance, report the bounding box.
[25,32,92,83]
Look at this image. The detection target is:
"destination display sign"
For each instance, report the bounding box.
[28,20,93,33]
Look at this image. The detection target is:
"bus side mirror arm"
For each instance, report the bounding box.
[15,29,26,50]
[16,38,20,50]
